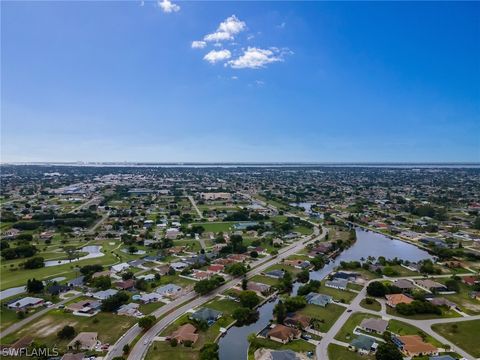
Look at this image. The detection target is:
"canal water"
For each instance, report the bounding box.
[218,228,433,359]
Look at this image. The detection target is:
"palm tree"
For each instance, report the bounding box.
[74,339,82,351]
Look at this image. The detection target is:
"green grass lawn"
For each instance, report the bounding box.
[138,301,165,314]
[193,222,236,233]
[334,312,380,342]
[249,275,279,286]
[298,303,345,332]
[328,344,374,360]
[317,281,357,303]
[1,309,136,352]
[359,298,381,312]
[438,282,480,315]
[146,340,199,360]
[265,264,301,275]
[248,338,315,360]
[432,320,480,358]
[385,305,461,320]
[174,239,202,253]
[293,226,314,235]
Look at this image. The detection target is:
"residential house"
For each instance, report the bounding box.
[92,289,118,300]
[428,297,457,309]
[91,270,111,279]
[305,292,333,307]
[385,294,414,308]
[264,270,285,279]
[393,279,415,291]
[254,348,302,360]
[139,292,162,304]
[66,300,101,316]
[415,279,448,292]
[207,264,225,273]
[167,323,198,344]
[359,318,388,334]
[332,272,358,281]
[190,307,222,325]
[284,313,310,329]
[67,332,98,351]
[46,284,70,296]
[61,353,85,360]
[325,279,348,290]
[462,276,480,286]
[155,284,182,298]
[247,282,271,296]
[266,324,300,344]
[67,276,85,287]
[115,279,135,291]
[117,303,142,317]
[7,297,44,311]
[393,335,438,357]
[349,335,379,355]
[111,263,130,273]
[170,262,188,271]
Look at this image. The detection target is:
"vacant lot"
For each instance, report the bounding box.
[432,320,480,358]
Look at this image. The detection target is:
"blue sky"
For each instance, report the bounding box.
[2,1,479,162]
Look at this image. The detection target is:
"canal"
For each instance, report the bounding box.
[218,227,433,359]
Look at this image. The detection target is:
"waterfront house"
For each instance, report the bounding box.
[325,278,348,290]
[267,324,301,344]
[305,292,333,307]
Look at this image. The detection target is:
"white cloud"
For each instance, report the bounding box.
[203,49,232,64]
[204,31,233,42]
[231,76,239,80]
[191,41,206,49]
[228,47,290,69]
[157,0,180,13]
[204,15,246,43]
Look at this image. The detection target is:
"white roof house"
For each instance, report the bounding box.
[7,297,44,310]
[111,263,130,273]
[92,289,118,300]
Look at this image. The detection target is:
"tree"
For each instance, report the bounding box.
[226,263,247,276]
[284,296,307,312]
[250,250,259,258]
[194,276,225,295]
[122,271,134,280]
[170,338,178,347]
[296,269,310,283]
[311,256,325,271]
[138,315,156,330]
[367,281,386,297]
[278,271,293,293]
[241,278,248,290]
[297,280,321,296]
[26,278,44,293]
[273,301,286,324]
[123,344,130,354]
[239,290,260,308]
[92,275,111,290]
[23,256,44,269]
[101,291,129,312]
[135,278,148,291]
[375,342,403,360]
[200,343,219,360]
[232,307,258,325]
[445,279,460,292]
[57,325,76,339]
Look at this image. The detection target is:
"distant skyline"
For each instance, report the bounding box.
[1,1,479,162]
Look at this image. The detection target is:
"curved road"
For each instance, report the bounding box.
[107,226,326,360]
[316,276,478,360]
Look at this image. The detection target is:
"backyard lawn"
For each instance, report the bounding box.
[248,338,315,360]
[298,303,345,332]
[334,312,380,342]
[328,344,374,360]
[359,298,381,312]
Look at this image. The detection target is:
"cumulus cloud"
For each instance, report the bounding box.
[204,15,246,43]
[191,41,206,49]
[203,49,232,64]
[157,0,180,13]
[228,47,290,69]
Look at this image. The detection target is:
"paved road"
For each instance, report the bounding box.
[115,227,327,360]
[69,196,101,214]
[316,276,479,360]
[0,293,82,339]
[187,196,203,219]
